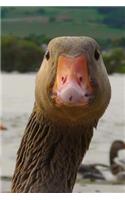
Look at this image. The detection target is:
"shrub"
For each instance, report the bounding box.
[1,36,44,73]
[103,48,125,74]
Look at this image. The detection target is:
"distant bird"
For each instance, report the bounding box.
[78,163,108,181]
[78,141,125,183]
[110,140,125,176]
[11,36,111,193]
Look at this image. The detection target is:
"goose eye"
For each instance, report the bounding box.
[94,49,100,60]
[45,51,50,60]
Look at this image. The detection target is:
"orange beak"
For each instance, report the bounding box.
[52,55,95,106]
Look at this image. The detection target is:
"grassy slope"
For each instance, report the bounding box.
[1,7,125,40]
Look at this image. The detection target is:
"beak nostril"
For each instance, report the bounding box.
[61,76,67,84]
[69,96,72,101]
[61,76,64,81]
[79,77,83,82]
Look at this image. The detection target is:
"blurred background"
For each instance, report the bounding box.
[1,7,125,192]
[1,6,125,73]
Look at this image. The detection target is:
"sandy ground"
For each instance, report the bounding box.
[73,183,125,193]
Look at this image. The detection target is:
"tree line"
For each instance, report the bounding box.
[1,35,125,74]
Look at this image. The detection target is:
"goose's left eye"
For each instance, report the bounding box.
[45,51,50,60]
[94,49,100,61]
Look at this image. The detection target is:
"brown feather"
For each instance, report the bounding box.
[11,107,93,192]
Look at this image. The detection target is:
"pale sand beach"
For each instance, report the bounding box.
[0,73,125,192]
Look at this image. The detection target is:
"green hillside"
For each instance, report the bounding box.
[1,7,125,74]
[1,7,125,41]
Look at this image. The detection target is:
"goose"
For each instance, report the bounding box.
[109,140,125,182]
[11,36,111,192]
[78,140,125,183]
